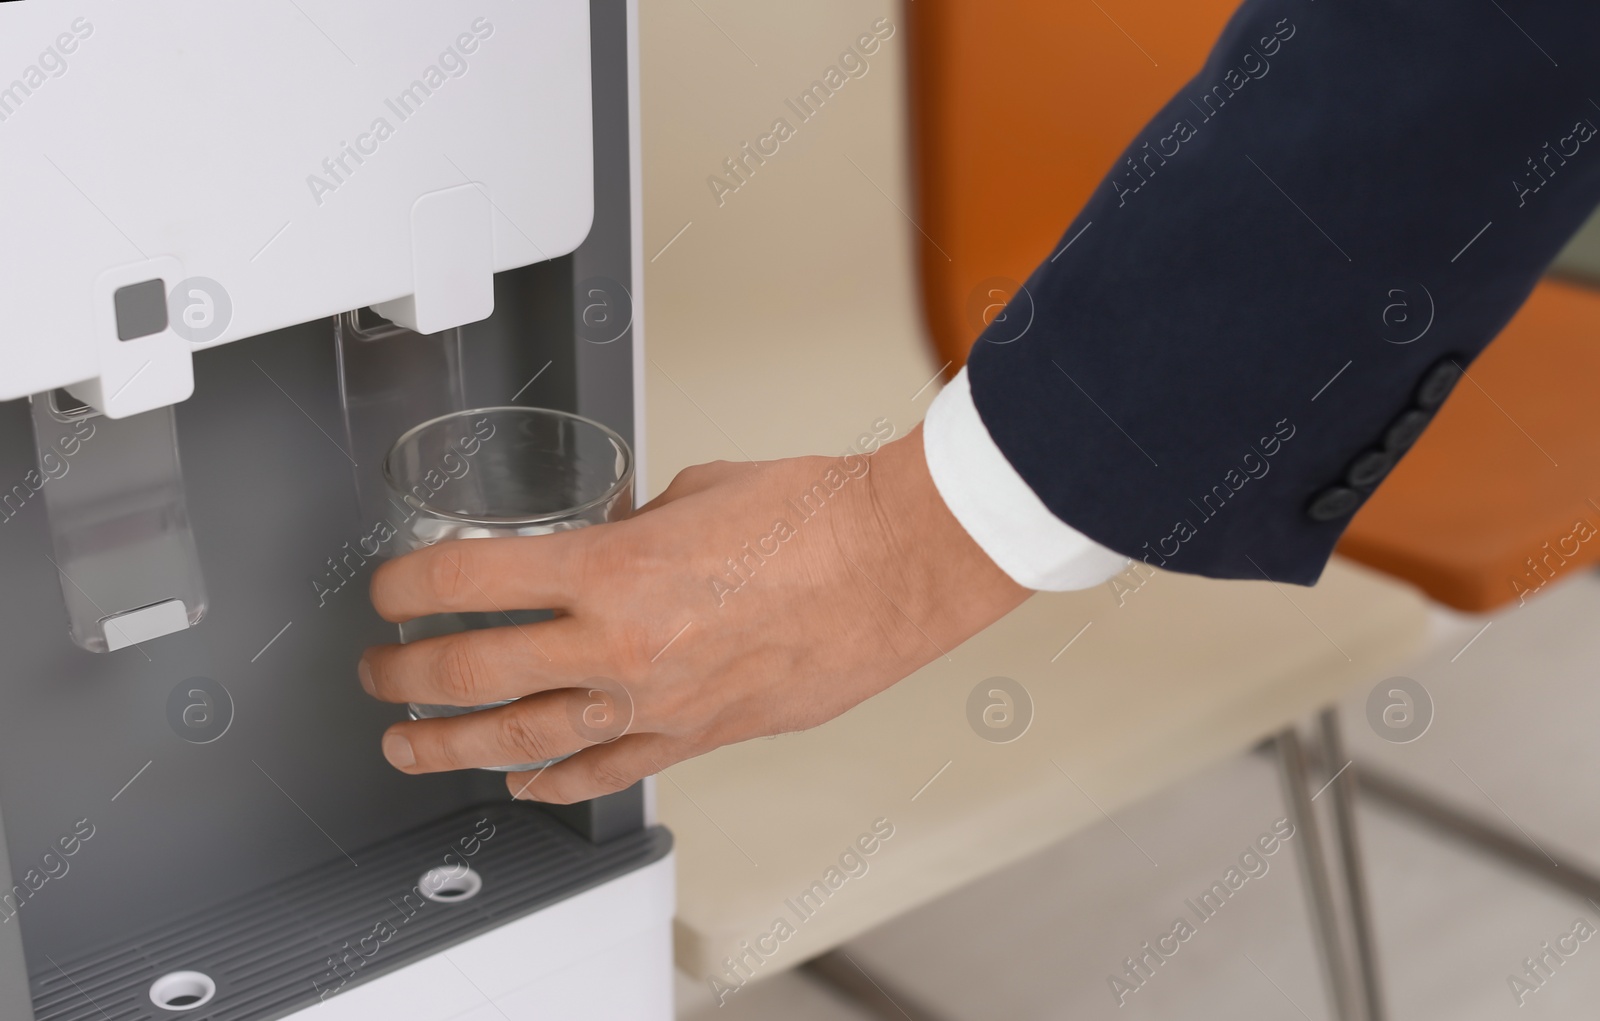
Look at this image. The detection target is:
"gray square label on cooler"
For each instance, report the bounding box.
[113,278,169,341]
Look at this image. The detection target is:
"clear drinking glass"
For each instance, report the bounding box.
[382,406,634,771]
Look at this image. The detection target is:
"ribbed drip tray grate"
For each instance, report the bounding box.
[31,803,671,1020]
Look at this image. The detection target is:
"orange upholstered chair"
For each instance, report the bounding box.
[909,0,1241,371]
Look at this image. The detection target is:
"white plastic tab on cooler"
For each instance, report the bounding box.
[66,257,195,420]
[372,184,495,336]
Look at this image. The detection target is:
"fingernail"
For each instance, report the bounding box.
[383,733,415,769]
[358,659,375,696]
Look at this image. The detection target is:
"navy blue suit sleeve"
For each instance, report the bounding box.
[967,0,1600,584]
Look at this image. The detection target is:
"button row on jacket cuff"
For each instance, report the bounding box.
[1303,355,1465,524]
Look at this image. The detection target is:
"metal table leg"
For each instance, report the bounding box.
[1276,727,1360,1021]
[1355,764,1600,903]
[1320,709,1388,1021]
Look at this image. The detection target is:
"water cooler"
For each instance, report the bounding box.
[0,2,674,1017]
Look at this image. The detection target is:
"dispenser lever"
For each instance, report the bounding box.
[29,392,208,653]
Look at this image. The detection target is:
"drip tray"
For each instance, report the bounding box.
[31,803,672,1020]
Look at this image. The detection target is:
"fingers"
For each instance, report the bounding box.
[381,688,626,774]
[504,732,688,804]
[361,618,585,706]
[370,533,588,622]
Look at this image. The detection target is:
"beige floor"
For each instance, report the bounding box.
[676,570,1600,1020]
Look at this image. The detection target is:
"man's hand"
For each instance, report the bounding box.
[360,423,1030,803]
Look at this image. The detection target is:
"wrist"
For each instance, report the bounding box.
[867,423,1032,636]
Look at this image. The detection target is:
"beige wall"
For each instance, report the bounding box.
[638,0,935,495]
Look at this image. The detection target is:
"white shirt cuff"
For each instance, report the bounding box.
[923,366,1128,591]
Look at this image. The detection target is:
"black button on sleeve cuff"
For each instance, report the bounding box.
[1384,409,1432,453]
[1415,359,1464,410]
[1346,450,1395,488]
[1306,486,1362,522]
